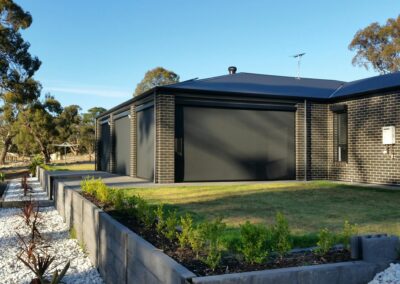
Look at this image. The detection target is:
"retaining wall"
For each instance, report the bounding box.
[46,168,398,284]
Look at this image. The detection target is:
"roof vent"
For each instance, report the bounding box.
[228,66,237,74]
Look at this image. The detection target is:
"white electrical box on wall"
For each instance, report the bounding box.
[382,126,396,145]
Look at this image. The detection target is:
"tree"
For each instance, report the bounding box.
[349,15,400,74]
[17,95,61,163]
[0,0,41,164]
[80,107,106,160]
[134,67,179,96]
[56,105,81,155]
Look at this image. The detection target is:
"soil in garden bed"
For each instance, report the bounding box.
[80,192,352,276]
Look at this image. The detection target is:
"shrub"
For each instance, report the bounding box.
[178,213,193,248]
[271,212,292,257]
[29,154,44,176]
[96,181,112,204]
[155,204,165,235]
[341,220,358,249]
[0,172,5,182]
[164,210,178,241]
[136,196,154,229]
[316,228,335,255]
[199,218,226,270]
[125,195,139,216]
[239,221,271,264]
[110,188,125,210]
[189,225,205,258]
[80,177,99,196]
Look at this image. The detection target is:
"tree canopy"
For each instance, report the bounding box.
[134,67,179,96]
[349,15,400,74]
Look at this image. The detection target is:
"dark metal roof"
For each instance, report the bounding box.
[97,71,400,118]
[163,72,345,99]
[329,71,400,99]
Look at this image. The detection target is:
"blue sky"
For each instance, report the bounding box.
[16,1,400,111]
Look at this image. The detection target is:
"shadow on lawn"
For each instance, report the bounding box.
[160,184,400,239]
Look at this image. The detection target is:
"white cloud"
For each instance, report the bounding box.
[45,86,131,98]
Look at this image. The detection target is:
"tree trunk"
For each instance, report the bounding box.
[0,134,12,165]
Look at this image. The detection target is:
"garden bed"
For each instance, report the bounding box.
[80,188,352,277]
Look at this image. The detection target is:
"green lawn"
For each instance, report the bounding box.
[124,181,400,247]
[44,162,95,171]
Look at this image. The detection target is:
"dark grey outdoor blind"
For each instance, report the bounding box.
[114,115,131,175]
[176,106,296,182]
[100,122,110,171]
[136,106,154,180]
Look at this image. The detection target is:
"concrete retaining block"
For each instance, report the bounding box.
[126,230,195,284]
[71,192,84,242]
[99,212,129,284]
[361,234,399,264]
[82,197,102,267]
[192,261,379,284]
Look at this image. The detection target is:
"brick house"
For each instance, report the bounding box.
[96,68,400,185]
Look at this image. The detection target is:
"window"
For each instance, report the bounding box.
[337,112,348,162]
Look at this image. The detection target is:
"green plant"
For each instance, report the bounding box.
[239,221,271,264]
[110,188,125,210]
[199,218,226,270]
[0,172,5,182]
[96,181,111,204]
[80,177,98,196]
[341,220,358,249]
[271,212,292,257]
[316,228,335,255]
[164,210,178,241]
[125,195,139,216]
[178,213,193,248]
[136,196,154,229]
[188,225,205,258]
[154,204,165,235]
[69,227,77,239]
[29,155,45,176]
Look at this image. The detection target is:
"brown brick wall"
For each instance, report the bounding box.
[328,93,400,185]
[296,102,306,180]
[155,94,175,183]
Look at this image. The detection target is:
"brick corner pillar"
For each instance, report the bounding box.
[130,105,137,177]
[95,118,101,171]
[295,100,310,180]
[109,113,116,173]
[155,93,175,183]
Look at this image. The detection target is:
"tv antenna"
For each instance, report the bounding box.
[291,52,306,79]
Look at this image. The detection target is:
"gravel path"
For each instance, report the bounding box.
[369,263,400,284]
[0,207,103,284]
[3,177,48,201]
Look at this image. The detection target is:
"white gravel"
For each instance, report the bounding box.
[369,263,400,284]
[0,207,103,283]
[3,177,48,201]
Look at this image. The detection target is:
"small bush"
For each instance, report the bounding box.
[96,181,112,204]
[0,172,5,182]
[164,210,178,241]
[189,225,205,258]
[29,154,44,176]
[110,188,125,210]
[178,213,193,248]
[239,221,271,264]
[80,177,99,196]
[271,212,292,257]
[199,218,226,270]
[341,220,358,249]
[125,195,139,216]
[316,228,335,255]
[155,204,165,235]
[136,196,154,229]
